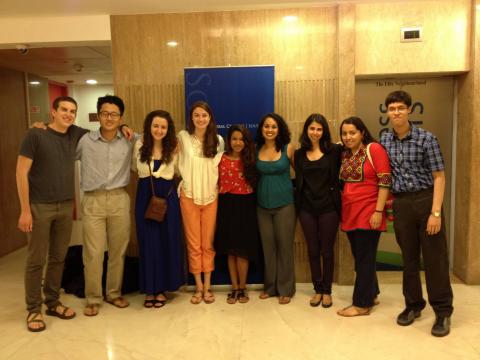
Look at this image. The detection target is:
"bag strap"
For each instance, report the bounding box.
[366,143,376,172]
[148,159,174,198]
[148,159,157,197]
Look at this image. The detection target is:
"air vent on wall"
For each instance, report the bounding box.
[400,27,422,42]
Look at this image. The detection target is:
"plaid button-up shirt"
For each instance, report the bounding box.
[380,124,444,194]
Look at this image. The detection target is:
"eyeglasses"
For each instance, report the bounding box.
[387,105,409,113]
[99,111,121,120]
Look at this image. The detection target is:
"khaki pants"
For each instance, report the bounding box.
[82,188,130,305]
[25,201,74,313]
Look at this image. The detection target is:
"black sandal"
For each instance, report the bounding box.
[227,289,238,304]
[45,304,76,319]
[237,289,249,303]
[144,298,156,308]
[27,312,46,332]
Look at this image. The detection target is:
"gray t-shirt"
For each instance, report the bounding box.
[19,125,88,203]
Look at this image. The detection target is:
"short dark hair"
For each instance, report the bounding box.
[340,116,376,146]
[52,96,77,110]
[385,90,412,108]
[255,112,291,152]
[97,95,125,115]
[299,113,333,153]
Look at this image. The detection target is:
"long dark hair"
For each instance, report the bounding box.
[255,112,291,152]
[339,116,376,150]
[225,125,257,188]
[299,113,333,153]
[187,101,219,158]
[140,110,177,164]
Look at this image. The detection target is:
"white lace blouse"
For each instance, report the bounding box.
[177,130,224,205]
[131,139,176,180]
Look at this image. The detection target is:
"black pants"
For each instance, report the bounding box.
[347,230,380,308]
[298,210,339,294]
[393,189,453,317]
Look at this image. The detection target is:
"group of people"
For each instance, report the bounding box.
[16,90,453,337]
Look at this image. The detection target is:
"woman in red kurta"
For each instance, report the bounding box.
[338,116,391,317]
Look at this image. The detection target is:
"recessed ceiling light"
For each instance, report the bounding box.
[283,15,298,23]
[167,41,178,47]
[85,79,97,85]
[29,81,40,85]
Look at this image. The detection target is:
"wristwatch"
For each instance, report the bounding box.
[431,211,441,218]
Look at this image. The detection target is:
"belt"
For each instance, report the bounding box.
[394,187,433,198]
[84,187,127,195]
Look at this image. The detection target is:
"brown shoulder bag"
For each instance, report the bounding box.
[144,160,173,222]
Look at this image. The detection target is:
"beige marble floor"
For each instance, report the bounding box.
[0,247,479,360]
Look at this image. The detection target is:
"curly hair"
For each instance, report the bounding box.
[339,116,376,148]
[187,101,219,158]
[299,113,333,153]
[140,110,177,164]
[255,113,291,152]
[225,125,257,188]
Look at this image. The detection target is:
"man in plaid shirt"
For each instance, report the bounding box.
[380,90,453,337]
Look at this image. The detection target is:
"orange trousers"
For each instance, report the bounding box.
[180,192,217,274]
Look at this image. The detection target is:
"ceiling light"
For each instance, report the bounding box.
[85,79,98,85]
[167,41,178,47]
[29,81,40,85]
[283,15,298,23]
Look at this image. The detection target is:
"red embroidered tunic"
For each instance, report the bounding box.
[218,154,253,195]
[339,142,392,231]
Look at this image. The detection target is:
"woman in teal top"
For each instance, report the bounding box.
[255,113,295,304]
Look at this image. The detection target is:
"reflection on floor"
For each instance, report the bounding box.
[0,247,479,360]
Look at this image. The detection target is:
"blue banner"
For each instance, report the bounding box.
[184,65,275,137]
[184,65,275,285]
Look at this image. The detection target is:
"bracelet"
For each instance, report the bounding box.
[375,209,383,213]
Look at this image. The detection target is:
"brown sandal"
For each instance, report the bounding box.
[203,289,215,304]
[259,292,271,300]
[45,304,76,319]
[83,304,100,316]
[337,305,371,317]
[190,290,203,305]
[105,296,129,308]
[279,296,291,305]
[27,312,46,332]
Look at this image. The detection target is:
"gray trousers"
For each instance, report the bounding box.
[257,203,296,297]
[25,201,74,313]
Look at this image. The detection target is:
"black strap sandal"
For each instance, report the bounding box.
[45,304,76,319]
[144,299,157,308]
[227,289,238,304]
[237,289,249,303]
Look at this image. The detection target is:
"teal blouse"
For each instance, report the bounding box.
[256,146,294,209]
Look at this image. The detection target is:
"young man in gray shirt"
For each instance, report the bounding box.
[17,96,87,332]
